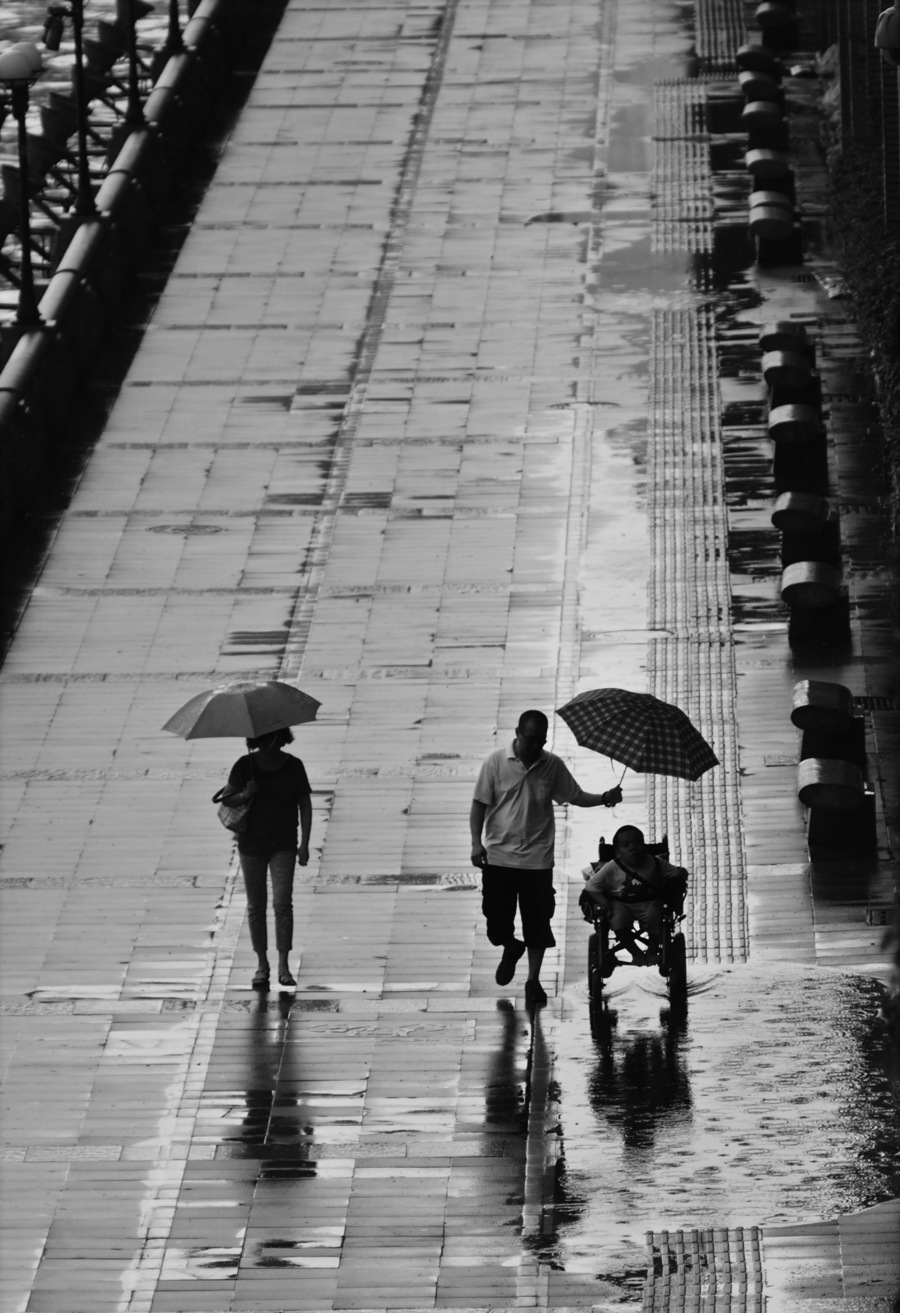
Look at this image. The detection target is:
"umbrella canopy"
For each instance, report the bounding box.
[556,688,718,781]
[162,681,321,740]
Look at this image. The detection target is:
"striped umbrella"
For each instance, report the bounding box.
[556,688,718,782]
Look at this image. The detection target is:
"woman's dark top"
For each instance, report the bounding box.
[227,753,311,856]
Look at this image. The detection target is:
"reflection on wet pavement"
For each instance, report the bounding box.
[2,0,899,1306]
[587,1005,692,1152]
[553,963,900,1274]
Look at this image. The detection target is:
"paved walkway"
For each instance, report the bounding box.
[0,0,898,1310]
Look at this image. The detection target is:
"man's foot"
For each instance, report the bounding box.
[278,967,296,988]
[524,979,548,1008]
[252,966,270,990]
[495,939,526,985]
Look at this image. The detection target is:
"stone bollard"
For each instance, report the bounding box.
[768,403,821,444]
[742,98,784,131]
[745,147,790,179]
[750,189,792,213]
[749,200,793,240]
[797,758,865,812]
[749,195,793,240]
[759,319,813,362]
[790,679,855,734]
[771,491,830,534]
[755,1,796,29]
[739,69,782,101]
[762,349,813,389]
[780,560,842,609]
[736,42,782,73]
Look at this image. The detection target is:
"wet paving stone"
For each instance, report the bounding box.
[1,0,899,1310]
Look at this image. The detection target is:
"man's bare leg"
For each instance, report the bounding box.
[526,945,545,982]
[525,946,548,1006]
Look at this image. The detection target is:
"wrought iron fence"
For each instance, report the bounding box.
[820,0,900,227]
[0,0,182,314]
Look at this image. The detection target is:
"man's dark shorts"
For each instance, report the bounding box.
[481,864,556,949]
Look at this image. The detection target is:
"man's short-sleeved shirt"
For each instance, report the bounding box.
[473,743,582,869]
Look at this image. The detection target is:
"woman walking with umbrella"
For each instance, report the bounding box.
[223,728,312,989]
[163,680,319,990]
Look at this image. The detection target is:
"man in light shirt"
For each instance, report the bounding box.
[470,710,621,1008]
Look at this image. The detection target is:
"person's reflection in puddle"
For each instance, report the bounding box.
[484,998,528,1134]
[240,989,297,1148]
[588,1006,691,1152]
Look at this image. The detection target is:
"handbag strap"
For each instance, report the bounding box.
[212,753,256,803]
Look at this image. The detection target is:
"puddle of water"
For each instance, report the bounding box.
[159,1246,242,1282]
[552,963,900,1273]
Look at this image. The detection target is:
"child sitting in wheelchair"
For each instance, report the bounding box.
[580,825,687,966]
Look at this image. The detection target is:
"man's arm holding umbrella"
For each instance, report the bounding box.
[554,759,622,809]
[569,783,622,807]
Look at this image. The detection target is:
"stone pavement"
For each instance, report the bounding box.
[0,0,898,1310]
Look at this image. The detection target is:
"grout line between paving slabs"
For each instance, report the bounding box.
[517,402,594,1287]
[281,0,462,687]
[513,0,620,1261]
[516,0,619,1282]
[114,2,465,1309]
[115,856,244,1313]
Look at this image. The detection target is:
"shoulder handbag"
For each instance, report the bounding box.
[212,759,255,834]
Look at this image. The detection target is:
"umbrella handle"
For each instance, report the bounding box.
[617,764,628,786]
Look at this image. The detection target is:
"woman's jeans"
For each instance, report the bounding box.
[239,850,295,955]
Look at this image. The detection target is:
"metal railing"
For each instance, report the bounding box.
[0,0,188,312]
[825,0,900,227]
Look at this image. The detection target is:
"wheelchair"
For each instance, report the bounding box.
[579,835,689,1023]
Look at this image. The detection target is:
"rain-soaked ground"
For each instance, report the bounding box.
[0,0,898,1307]
[552,964,900,1275]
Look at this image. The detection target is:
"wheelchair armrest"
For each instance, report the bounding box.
[578,888,599,922]
[662,869,689,913]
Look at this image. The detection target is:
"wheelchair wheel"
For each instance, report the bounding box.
[667,932,687,1005]
[587,932,605,1014]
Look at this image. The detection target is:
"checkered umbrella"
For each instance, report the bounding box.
[556,688,718,781]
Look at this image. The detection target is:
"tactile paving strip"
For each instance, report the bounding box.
[693,0,748,69]
[643,1227,764,1312]
[645,303,747,963]
[652,80,714,252]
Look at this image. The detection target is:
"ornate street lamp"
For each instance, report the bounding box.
[123,0,146,127]
[875,1,900,67]
[0,41,45,326]
[43,0,97,216]
[165,0,184,56]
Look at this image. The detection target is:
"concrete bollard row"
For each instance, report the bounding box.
[756,320,848,633]
[735,44,800,256]
[790,679,876,845]
[735,28,873,849]
[761,332,873,843]
[0,0,258,555]
[760,321,824,451]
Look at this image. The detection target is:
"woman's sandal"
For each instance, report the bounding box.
[278,968,296,988]
[251,968,270,990]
